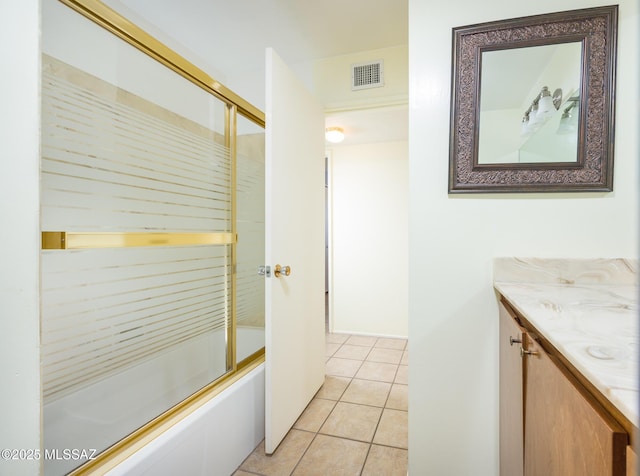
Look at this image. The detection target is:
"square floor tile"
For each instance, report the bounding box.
[292,434,369,476]
[326,342,341,357]
[361,445,408,476]
[395,365,408,384]
[386,384,408,411]
[333,344,372,360]
[293,398,336,432]
[374,338,407,350]
[373,409,408,449]
[239,429,314,476]
[326,333,349,344]
[326,357,362,378]
[366,347,403,364]
[401,350,408,365]
[341,379,391,407]
[345,335,378,347]
[315,376,350,400]
[355,361,398,383]
[320,401,382,442]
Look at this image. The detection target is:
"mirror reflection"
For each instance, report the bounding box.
[478,41,582,165]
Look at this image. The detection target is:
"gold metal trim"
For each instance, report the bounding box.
[57,0,265,127]
[69,351,265,476]
[227,104,238,373]
[41,232,235,250]
[47,4,268,475]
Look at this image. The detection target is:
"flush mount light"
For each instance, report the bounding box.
[325,127,345,143]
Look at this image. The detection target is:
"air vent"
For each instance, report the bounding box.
[351,60,384,91]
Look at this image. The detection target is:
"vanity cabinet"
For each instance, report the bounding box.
[499,304,524,476]
[499,300,629,476]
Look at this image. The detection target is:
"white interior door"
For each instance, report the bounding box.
[265,48,326,454]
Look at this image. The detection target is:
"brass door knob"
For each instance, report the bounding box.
[274,264,291,277]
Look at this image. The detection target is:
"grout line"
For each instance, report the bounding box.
[288,430,319,476]
[237,332,407,475]
[359,444,372,476]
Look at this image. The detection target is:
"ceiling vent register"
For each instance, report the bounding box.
[351,60,384,90]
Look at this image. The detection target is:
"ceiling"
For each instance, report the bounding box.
[105,0,409,145]
[111,0,407,75]
[325,105,408,146]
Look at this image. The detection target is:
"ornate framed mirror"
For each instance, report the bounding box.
[448,5,618,193]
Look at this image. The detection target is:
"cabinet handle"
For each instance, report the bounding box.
[509,336,522,346]
[520,348,538,357]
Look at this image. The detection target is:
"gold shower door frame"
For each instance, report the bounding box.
[44,1,266,473]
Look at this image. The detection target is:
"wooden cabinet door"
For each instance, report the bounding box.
[523,338,627,476]
[499,303,524,476]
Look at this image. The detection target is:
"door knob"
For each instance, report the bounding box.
[274,264,291,277]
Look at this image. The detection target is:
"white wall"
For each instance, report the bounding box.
[313,45,408,111]
[330,141,408,337]
[0,1,42,475]
[408,1,638,475]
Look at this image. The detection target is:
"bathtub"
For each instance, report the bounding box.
[44,328,265,475]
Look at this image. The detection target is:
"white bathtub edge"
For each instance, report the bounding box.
[105,363,265,476]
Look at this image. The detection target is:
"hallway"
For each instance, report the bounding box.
[234,333,408,475]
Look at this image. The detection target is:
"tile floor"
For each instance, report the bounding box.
[234,333,408,476]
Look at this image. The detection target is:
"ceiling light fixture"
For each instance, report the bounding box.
[325,127,345,143]
[557,97,580,135]
[520,86,563,136]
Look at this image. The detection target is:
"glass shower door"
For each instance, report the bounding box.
[235,114,266,363]
[41,4,235,472]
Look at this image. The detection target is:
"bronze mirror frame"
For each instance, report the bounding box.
[448,5,618,193]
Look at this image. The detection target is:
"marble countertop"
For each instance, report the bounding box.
[493,258,638,429]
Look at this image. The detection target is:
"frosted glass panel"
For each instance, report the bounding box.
[41,2,266,474]
[42,246,231,470]
[41,246,230,401]
[235,115,265,362]
[41,55,230,233]
[40,27,232,475]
